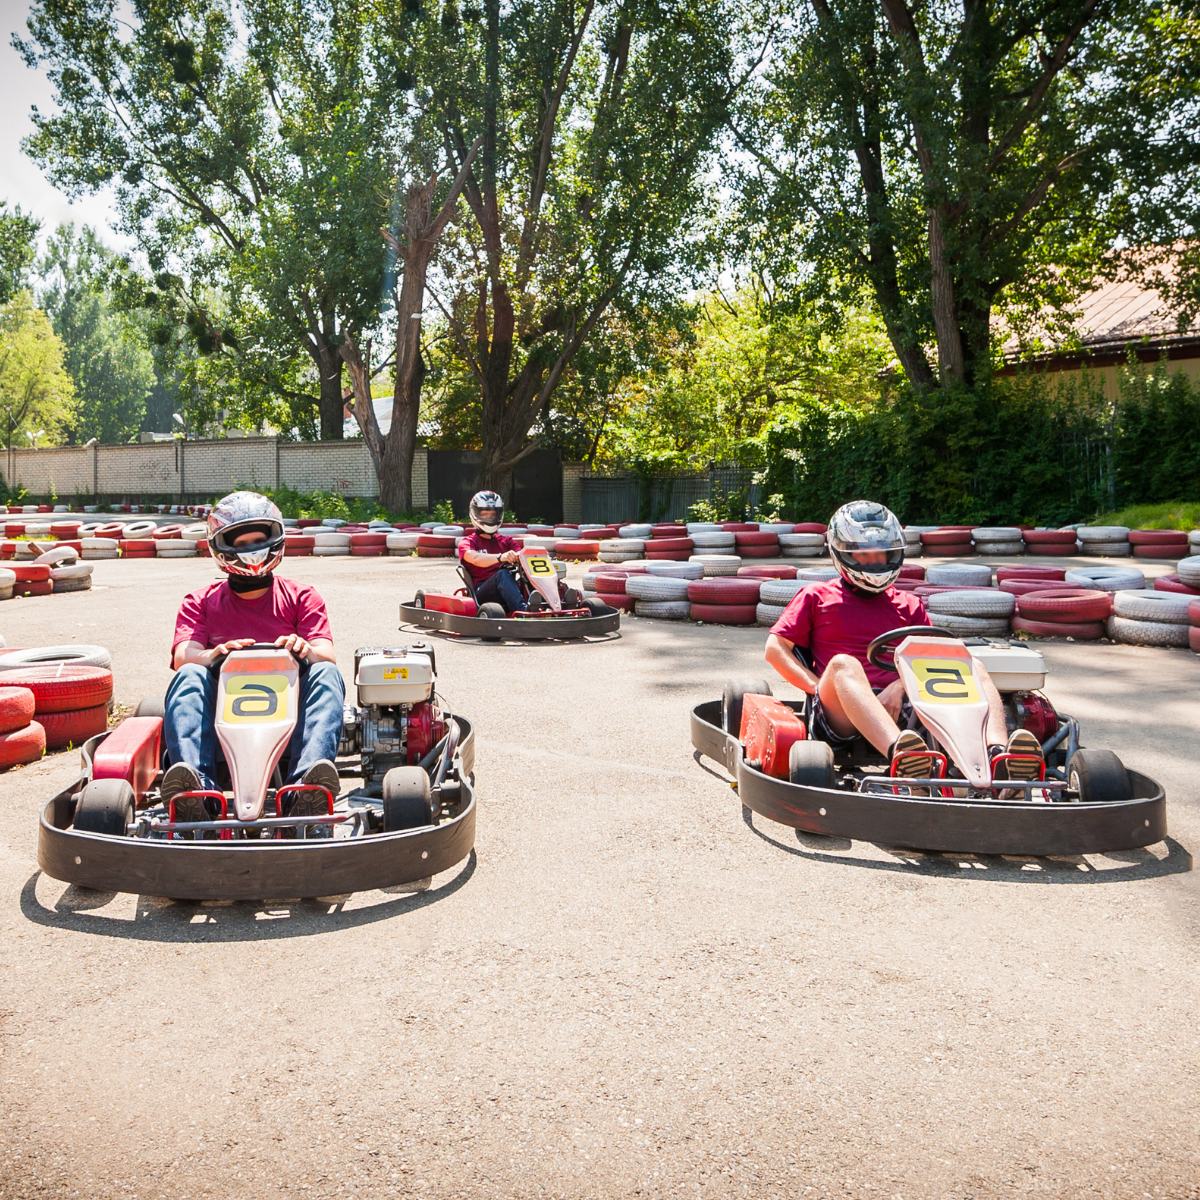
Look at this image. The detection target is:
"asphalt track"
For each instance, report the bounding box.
[0,554,1196,1199]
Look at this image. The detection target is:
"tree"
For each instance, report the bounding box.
[0,202,39,306]
[0,292,77,449]
[38,224,155,443]
[426,0,760,490]
[737,0,1200,392]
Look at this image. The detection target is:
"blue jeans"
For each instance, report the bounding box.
[475,568,527,612]
[164,660,346,789]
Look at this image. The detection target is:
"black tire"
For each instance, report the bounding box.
[73,778,134,836]
[722,677,772,735]
[412,590,426,609]
[562,586,583,608]
[1068,748,1132,804]
[583,596,608,616]
[134,696,165,719]
[382,766,434,831]
[788,741,836,789]
[478,602,506,619]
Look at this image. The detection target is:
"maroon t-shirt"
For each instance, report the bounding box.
[172,577,333,660]
[456,530,518,584]
[770,579,929,689]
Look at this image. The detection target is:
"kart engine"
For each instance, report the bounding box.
[339,645,446,788]
[967,639,1060,741]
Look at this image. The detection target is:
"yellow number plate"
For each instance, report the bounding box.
[909,657,981,705]
[524,554,555,576]
[222,674,290,723]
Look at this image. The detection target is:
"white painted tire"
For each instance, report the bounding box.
[0,644,112,670]
[1065,566,1145,591]
[1112,589,1193,624]
[120,521,158,537]
[50,562,93,581]
[931,613,1011,636]
[926,563,993,587]
[1077,525,1130,542]
[926,588,1015,617]
[977,543,1024,555]
[0,568,14,589]
[760,579,807,604]
[599,550,641,563]
[777,532,825,547]
[522,537,559,550]
[182,523,208,540]
[432,525,464,537]
[553,527,578,538]
[686,523,720,534]
[157,540,198,557]
[386,533,420,550]
[603,537,644,552]
[24,523,51,537]
[313,532,351,548]
[690,554,741,576]
[619,524,653,539]
[781,546,827,558]
[643,561,703,580]
[35,546,79,566]
[1084,543,1132,557]
[633,599,690,620]
[82,545,118,560]
[1106,615,1189,647]
[796,567,838,582]
[758,523,796,535]
[1175,555,1200,587]
[690,532,736,549]
[757,602,787,626]
[971,527,1022,541]
[313,545,350,557]
[625,575,691,601]
[322,518,347,527]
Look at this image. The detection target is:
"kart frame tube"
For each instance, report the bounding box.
[399,601,620,640]
[37,719,478,901]
[691,701,1166,856]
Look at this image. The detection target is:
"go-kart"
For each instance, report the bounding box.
[38,643,476,900]
[400,546,620,641]
[691,627,1166,856]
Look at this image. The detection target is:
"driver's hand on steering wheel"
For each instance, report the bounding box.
[500,550,519,564]
[876,679,906,720]
[275,633,312,660]
[206,637,255,665]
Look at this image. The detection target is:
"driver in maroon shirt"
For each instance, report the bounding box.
[764,501,1042,784]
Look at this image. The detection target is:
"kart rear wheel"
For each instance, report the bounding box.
[1068,749,1132,804]
[788,741,835,789]
[134,696,164,719]
[73,778,134,837]
[722,677,772,735]
[412,590,426,609]
[382,767,434,831]
[477,602,506,640]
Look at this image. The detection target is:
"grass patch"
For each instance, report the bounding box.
[1092,501,1200,530]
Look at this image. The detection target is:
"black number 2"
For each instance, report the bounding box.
[924,665,968,699]
[231,682,279,717]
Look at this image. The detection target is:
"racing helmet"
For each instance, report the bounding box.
[828,500,905,593]
[469,489,505,534]
[207,490,286,578]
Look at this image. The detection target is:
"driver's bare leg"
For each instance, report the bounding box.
[817,655,901,756]
[978,666,1009,747]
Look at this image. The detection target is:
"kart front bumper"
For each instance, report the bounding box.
[691,702,1166,856]
[37,721,478,901]
[399,601,620,640]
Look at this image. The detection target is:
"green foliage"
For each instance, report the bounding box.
[431,498,456,525]
[0,202,39,305]
[0,292,77,445]
[255,484,453,526]
[1093,501,1200,531]
[686,479,751,523]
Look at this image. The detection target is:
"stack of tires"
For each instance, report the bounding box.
[643,529,693,561]
[36,545,94,593]
[687,576,762,625]
[778,524,826,559]
[756,577,807,626]
[0,648,113,751]
[313,530,351,557]
[689,553,741,576]
[582,568,641,612]
[925,562,992,588]
[0,685,42,769]
[1013,588,1112,640]
[689,526,737,559]
[1190,598,1200,655]
[11,563,52,596]
[1130,528,1189,560]
[737,564,795,581]
[996,566,1067,596]
[386,531,420,555]
[971,527,1024,556]
[285,530,316,557]
[924,587,1014,636]
[416,532,456,559]
[81,537,119,561]
[921,527,974,556]
[1154,554,1200,596]
[1107,590,1193,648]
[349,531,388,557]
[553,539,601,561]
[1022,528,1078,556]
[734,528,779,559]
[1076,525,1130,557]
[625,569,692,620]
[599,536,641,563]
[1065,564,1146,593]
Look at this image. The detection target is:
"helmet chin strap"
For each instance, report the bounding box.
[227,572,274,594]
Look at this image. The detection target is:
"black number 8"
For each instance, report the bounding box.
[529,558,552,574]
[924,665,967,699]
[232,682,279,717]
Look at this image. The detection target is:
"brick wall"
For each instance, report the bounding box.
[279,440,377,495]
[97,443,180,494]
[561,462,585,523]
[5,446,93,497]
[412,447,429,508]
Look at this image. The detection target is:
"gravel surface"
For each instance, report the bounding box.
[0,555,1196,1200]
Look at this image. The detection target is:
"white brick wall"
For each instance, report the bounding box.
[7,446,92,497]
[562,462,585,523]
[181,437,277,493]
[280,440,377,495]
[96,443,180,494]
[412,447,429,508]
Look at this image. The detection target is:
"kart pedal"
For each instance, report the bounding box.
[167,791,229,840]
[990,753,1045,783]
[889,750,947,779]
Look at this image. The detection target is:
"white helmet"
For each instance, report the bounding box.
[828,500,905,593]
[469,490,504,534]
[207,491,285,578]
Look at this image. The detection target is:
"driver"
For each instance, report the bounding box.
[764,500,1042,785]
[161,491,346,823]
[458,489,527,613]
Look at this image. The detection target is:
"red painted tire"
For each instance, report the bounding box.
[920,529,974,546]
[0,664,113,712]
[720,522,758,532]
[4,522,25,537]
[650,525,687,538]
[591,573,634,595]
[0,686,35,734]
[121,549,156,559]
[1021,529,1078,545]
[349,532,387,548]
[49,522,81,538]
[16,581,54,596]
[120,539,156,552]
[1189,598,1200,627]
[1000,579,1066,596]
[284,542,313,557]
[1024,543,1074,556]
[417,534,456,549]
[792,523,827,534]
[595,593,635,612]
[1153,574,1200,595]
[1189,625,1200,652]
[734,531,779,547]
[1132,544,1184,559]
[689,603,758,625]
[0,721,45,768]
[152,524,185,540]
[898,565,926,579]
[644,549,691,561]
[686,578,763,604]
[349,545,386,556]
[646,537,693,552]
[284,536,316,550]
[554,540,600,560]
[296,518,322,528]
[922,543,974,557]
[1016,588,1113,621]
[10,563,51,583]
[1129,529,1187,546]
[415,546,455,558]
[1012,616,1106,640]
[996,565,1066,582]
[38,703,109,750]
[738,544,779,559]
[737,565,795,580]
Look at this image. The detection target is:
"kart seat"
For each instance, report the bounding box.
[457,563,480,601]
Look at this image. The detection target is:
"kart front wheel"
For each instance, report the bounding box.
[73,778,135,837]
[788,741,835,789]
[134,696,165,719]
[582,596,608,616]
[412,590,426,609]
[722,677,772,735]
[562,586,583,608]
[382,767,434,831]
[1068,749,1132,804]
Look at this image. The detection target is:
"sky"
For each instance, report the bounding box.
[0,0,127,250]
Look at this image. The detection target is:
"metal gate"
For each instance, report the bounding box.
[426,448,563,522]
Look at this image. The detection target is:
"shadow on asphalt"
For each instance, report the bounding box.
[397,621,622,648]
[17,850,476,942]
[739,807,1192,883]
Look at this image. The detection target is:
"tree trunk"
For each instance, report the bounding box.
[316,343,344,440]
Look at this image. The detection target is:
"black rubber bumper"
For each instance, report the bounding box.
[691,701,1167,856]
[399,602,620,640]
[37,722,478,901]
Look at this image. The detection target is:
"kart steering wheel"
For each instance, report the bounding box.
[866,625,958,670]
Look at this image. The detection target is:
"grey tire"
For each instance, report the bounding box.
[1105,615,1190,647]
[788,741,835,789]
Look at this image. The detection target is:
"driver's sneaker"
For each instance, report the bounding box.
[283,760,339,837]
[993,729,1045,797]
[161,763,208,821]
[889,729,936,795]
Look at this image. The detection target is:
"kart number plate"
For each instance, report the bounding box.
[383,666,410,680]
[524,553,555,576]
[908,657,981,705]
[222,674,291,723]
